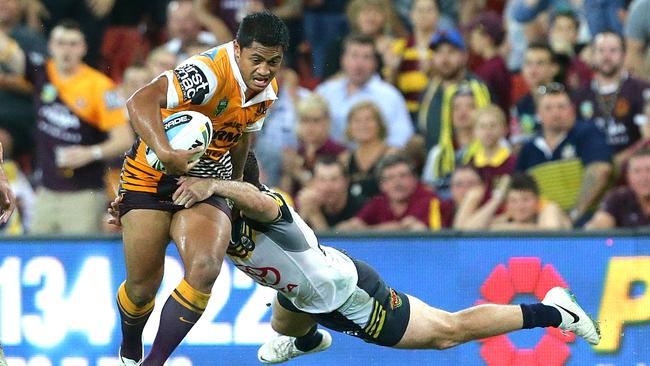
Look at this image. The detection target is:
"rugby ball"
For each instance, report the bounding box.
[146,111,213,172]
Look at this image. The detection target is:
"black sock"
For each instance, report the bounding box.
[294,325,323,352]
[520,303,562,329]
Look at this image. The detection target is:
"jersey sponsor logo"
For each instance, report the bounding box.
[163,114,192,130]
[235,265,281,287]
[389,288,402,310]
[214,122,243,144]
[174,63,210,104]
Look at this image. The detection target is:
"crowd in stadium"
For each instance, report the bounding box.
[0,0,649,235]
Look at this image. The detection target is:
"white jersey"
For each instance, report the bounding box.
[226,192,358,313]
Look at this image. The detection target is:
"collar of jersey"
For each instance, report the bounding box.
[225,41,278,107]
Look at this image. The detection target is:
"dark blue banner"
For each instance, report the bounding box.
[0,236,648,365]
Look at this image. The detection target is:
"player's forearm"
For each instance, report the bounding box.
[229,132,252,181]
[210,180,279,222]
[126,77,171,158]
[573,162,612,218]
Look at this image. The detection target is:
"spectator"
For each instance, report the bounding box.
[548,8,592,91]
[302,0,348,78]
[163,0,229,64]
[624,0,650,81]
[316,33,414,148]
[491,173,571,230]
[0,128,34,235]
[447,164,484,222]
[467,11,511,114]
[418,29,490,152]
[41,0,116,66]
[421,85,478,194]
[453,170,509,230]
[296,157,365,230]
[383,0,450,118]
[510,42,559,146]
[338,153,453,231]
[340,101,397,204]
[464,104,516,188]
[29,20,134,234]
[0,0,47,161]
[145,46,177,77]
[516,82,612,226]
[582,0,624,37]
[585,147,650,229]
[280,93,346,195]
[573,31,650,170]
[117,64,153,102]
[322,0,406,79]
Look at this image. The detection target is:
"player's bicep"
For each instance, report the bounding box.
[164,57,218,109]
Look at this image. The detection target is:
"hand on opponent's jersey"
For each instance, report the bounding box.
[157,147,202,176]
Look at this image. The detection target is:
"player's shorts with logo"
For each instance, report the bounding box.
[277,258,411,347]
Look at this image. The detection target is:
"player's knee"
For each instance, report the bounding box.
[187,256,223,288]
[126,281,158,306]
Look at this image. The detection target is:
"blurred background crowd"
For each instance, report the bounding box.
[1,0,649,236]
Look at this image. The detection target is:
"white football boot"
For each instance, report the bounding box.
[542,287,601,345]
[118,346,143,366]
[258,329,332,364]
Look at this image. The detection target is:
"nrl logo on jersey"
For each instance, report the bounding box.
[214,98,228,116]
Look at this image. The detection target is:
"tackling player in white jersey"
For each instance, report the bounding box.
[111,152,601,364]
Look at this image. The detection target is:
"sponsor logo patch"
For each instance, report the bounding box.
[174,63,210,104]
[389,288,402,310]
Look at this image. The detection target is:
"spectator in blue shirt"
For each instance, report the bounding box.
[516,83,612,225]
[316,33,414,148]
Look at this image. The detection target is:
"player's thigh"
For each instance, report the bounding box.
[121,209,172,288]
[394,295,456,349]
[271,295,317,337]
[169,203,231,278]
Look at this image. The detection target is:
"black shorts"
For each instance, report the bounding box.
[277,259,410,347]
[118,190,232,220]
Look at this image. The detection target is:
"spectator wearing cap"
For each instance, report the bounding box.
[516,83,612,226]
[548,7,593,91]
[467,11,511,115]
[417,29,490,187]
[572,31,650,172]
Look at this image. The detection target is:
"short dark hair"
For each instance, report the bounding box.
[509,173,539,195]
[236,11,290,51]
[314,156,348,177]
[550,8,579,30]
[342,33,376,54]
[526,41,554,60]
[375,153,415,181]
[629,147,650,163]
[243,151,262,188]
[53,19,83,34]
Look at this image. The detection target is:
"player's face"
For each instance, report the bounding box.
[593,33,624,77]
[49,27,87,72]
[379,163,418,203]
[506,190,539,223]
[235,41,284,94]
[628,155,650,199]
